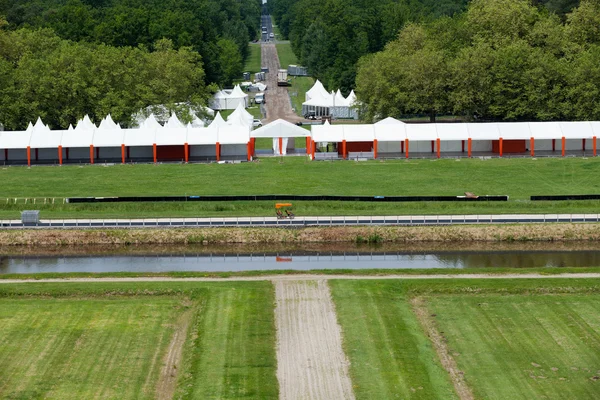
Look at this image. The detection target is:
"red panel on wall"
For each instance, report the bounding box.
[337,141,373,154]
[492,140,526,153]
[156,145,185,161]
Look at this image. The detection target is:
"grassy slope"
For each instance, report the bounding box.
[177,281,277,399]
[0,297,181,399]
[244,44,262,74]
[0,157,599,217]
[428,294,600,399]
[329,280,458,399]
[330,279,600,399]
[0,281,278,400]
[275,42,297,69]
[288,76,314,115]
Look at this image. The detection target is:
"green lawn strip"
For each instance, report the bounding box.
[0,281,278,399]
[0,297,182,399]
[426,293,600,399]
[0,157,599,218]
[329,280,458,399]
[330,279,600,399]
[275,42,297,69]
[176,281,277,399]
[2,266,600,281]
[288,76,314,115]
[2,199,600,219]
[244,44,261,74]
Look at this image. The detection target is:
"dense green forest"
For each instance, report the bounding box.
[356,0,600,122]
[269,0,582,100]
[0,0,261,129]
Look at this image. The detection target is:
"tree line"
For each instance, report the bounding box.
[0,0,261,86]
[0,0,262,130]
[269,0,582,109]
[356,0,600,122]
[0,25,210,130]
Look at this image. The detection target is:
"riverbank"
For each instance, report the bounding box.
[1,223,600,246]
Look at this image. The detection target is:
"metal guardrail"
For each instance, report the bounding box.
[0,214,599,229]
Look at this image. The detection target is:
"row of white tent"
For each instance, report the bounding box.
[210,85,249,110]
[1,115,599,163]
[0,104,255,151]
[302,80,358,119]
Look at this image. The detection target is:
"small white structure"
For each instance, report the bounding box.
[210,85,249,110]
[302,81,358,119]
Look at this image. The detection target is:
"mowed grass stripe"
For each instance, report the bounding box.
[0,298,181,399]
[1,157,599,198]
[427,295,600,400]
[176,282,277,399]
[329,280,458,399]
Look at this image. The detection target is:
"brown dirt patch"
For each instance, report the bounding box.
[275,280,355,400]
[156,304,193,400]
[411,297,475,400]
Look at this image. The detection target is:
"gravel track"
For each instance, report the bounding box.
[275,280,355,400]
[261,43,303,123]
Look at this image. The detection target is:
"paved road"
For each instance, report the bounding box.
[261,15,303,124]
[1,214,599,229]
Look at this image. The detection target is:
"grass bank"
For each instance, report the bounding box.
[275,42,297,69]
[288,76,314,115]
[0,281,277,399]
[1,224,600,246]
[244,43,262,74]
[329,278,600,399]
[1,157,599,218]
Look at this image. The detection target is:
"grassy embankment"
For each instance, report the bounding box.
[275,42,315,117]
[244,43,262,74]
[330,278,600,399]
[0,157,599,219]
[0,281,277,399]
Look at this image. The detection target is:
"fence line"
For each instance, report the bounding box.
[0,214,599,229]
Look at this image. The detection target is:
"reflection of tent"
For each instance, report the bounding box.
[210,85,249,110]
[302,81,358,119]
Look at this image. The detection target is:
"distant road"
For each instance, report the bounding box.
[1,214,599,229]
[261,15,303,123]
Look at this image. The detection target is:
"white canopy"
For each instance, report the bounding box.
[210,85,249,110]
[29,118,63,149]
[216,126,250,145]
[251,119,311,138]
[187,127,219,145]
[227,103,253,127]
[0,131,32,149]
[164,113,185,129]
[123,128,155,146]
[305,80,330,102]
[405,124,438,141]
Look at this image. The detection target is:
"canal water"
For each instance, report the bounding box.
[1,243,599,274]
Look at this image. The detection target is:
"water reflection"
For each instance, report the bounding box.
[1,244,600,274]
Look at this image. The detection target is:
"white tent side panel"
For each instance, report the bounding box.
[30,130,64,149]
[66,147,91,160]
[378,141,403,153]
[92,129,125,147]
[342,125,374,142]
[37,148,65,161]
[497,122,531,140]
[0,131,32,149]
[155,128,187,146]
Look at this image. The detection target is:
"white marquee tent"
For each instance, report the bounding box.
[210,85,249,110]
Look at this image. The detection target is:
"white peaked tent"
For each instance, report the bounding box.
[99,114,118,130]
[210,85,249,110]
[305,80,330,102]
[227,103,253,127]
[251,119,311,155]
[302,85,359,119]
[208,112,228,129]
[164,113,185,129]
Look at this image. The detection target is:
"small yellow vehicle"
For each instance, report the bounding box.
[275,203,295,219]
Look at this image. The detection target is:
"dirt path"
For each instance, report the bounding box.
[411,297,474,400]
[156,305,193,400]
[275,280,355,400]
[2,273,600,284]
[261,43,303,123]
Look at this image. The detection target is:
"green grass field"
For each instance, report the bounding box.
[330,278,600,399]
[0,297,182,399]
[288,76,315,115]
[0,281,277,400]
[0,157,599,218]
[244,44,262,74]
[275,43,297,69]
[428,294,600,399]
